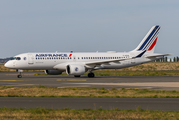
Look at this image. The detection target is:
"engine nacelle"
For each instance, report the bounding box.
[45,70,63,75]
[66,64,86,75]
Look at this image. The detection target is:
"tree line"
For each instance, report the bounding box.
[155,57,179,62]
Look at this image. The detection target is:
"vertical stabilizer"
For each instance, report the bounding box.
[134,25,160,52]
[130,25,160,57]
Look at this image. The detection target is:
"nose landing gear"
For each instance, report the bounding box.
[17,74,22,78]
[16,69,23,78]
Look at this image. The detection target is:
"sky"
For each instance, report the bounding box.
[0,0,179,58]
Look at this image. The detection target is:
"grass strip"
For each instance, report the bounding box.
[0,86,179,98]
[0,107,179,119]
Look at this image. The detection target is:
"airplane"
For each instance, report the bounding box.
[4,25,170,78]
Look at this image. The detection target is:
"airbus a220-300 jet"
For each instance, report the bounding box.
[5,25,169,78]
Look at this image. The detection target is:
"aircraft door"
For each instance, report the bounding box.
[28,54,34,64]
[131,59,136,64]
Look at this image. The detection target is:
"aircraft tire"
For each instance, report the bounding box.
[88,73,95,78]
[17,75,22,78]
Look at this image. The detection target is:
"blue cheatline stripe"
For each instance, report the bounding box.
[136,50,146,58]
[138,26,160,50]
[142,27,160,50]
[138,28,156,50]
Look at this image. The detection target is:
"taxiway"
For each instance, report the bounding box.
[0,72,179,90]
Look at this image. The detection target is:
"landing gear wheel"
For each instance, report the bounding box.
[17,75,22,78]
[17,69,23,78]
[88,73,95,78]
[74,75,81,77]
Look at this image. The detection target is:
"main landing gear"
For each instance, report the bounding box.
[88,72,95,78]
[16,69,23,78]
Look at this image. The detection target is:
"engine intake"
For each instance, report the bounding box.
[66,64,86,75]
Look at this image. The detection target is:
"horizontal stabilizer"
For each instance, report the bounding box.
[146,54,171,58]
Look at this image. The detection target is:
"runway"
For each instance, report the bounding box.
[0,72,179,90]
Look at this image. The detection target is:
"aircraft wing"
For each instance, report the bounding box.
[85,57,133,66]
[146,54,171,58]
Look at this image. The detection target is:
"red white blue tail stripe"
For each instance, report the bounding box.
[138,25,160,51]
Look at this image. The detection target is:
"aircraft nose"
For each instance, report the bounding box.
[4,61,13,68]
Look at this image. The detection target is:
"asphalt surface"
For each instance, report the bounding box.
[0,72,179,90]
[1,72,179,110]
[0,97,179,111]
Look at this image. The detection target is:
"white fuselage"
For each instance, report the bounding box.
[5,52,156,71]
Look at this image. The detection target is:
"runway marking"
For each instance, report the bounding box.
[6,74,17,75]
[57,86,90,88]
[57,79,86,81]
[6,74,34,76]
[11,84,34,86]
[70,82,179,88]
[0,80,24,81]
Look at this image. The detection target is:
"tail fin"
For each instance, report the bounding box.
[133,25,160,53]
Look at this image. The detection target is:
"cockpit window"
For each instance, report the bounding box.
[16,57,21,60]
[12,57,21,60]
[11,57,16,60]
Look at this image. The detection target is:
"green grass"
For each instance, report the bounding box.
[0,108,179,120]
[1,86,179,98]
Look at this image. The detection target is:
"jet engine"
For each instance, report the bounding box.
[66,64,86,75]
[45,70,63,75]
